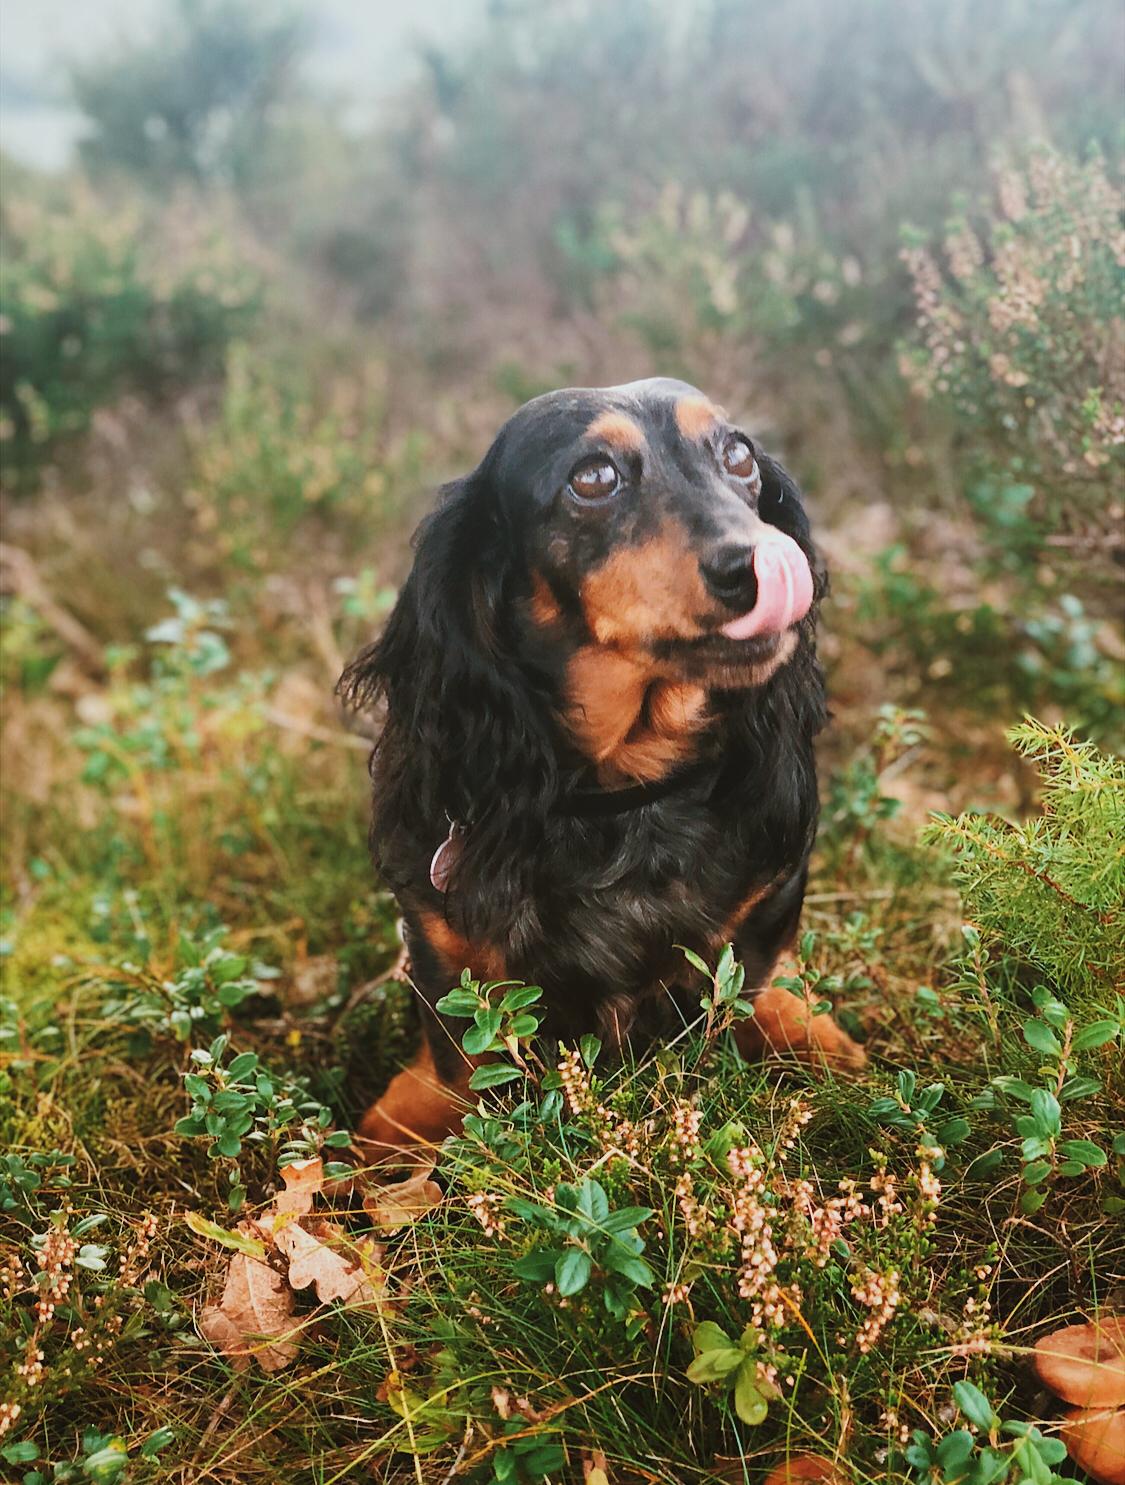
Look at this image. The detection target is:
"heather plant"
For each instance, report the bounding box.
[900,149,1124,569]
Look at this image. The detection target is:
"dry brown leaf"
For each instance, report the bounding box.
[274,1217,384,1309]
[198,1249,298,1373]
[362,1165,443,1234]
[1061,1406,1125,1485]
[275,1156,324,1216]
[1035,1318,1125,1408]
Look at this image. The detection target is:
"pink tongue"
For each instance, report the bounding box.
[719,531,814,641]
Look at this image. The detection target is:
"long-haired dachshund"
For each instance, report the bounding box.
[340,378,865,1162]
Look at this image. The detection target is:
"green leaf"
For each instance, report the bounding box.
[555,1249,592,1296]
[140,1428,175,1457]
[577,1180,610,1224]
[461,1021,499,1056]
[513,1250,558,1283]
[467,1064,522,1091]
[1058,1139,1107,1167]
[1029,1089,1061,1137]
[435,989,480,1017]
[601,1248,654,1287]
[1021,1158,1053,1187]
[939,1116,971,1146]
[952,1380,997,1431]
[507,1013,540,1039]
[1,1443,40,1464]
[226,1051,259,1079]
[601,1206,655,1234]
[1060,1075,1102,1101]
[184,1211,266,1258]
[936,1430,975,1469]
[1020,1187,1048,1214]
[498,985,543,1013]
[1023,1020,1061,1057]
[579,1034,601,1069]
[991,1076,1037,1103]
[506,1197,558,1226]
[679,947,711,976]
[691,1321,732,1355]
[686,1347,744,1383]
[1071,1019,1120,1052]
[733,1360,768,1425]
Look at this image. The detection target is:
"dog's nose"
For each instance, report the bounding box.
[701,543,758,610]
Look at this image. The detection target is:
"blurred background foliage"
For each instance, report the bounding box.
[1,4,1123,1480]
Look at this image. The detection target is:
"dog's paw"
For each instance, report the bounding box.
[733,985,867,1074]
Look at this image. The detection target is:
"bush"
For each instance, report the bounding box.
[900,149,1124,568]
[0,187,260,486]
[70,0,303,189]
[924,719,1124,1003]
[185,346,412,567]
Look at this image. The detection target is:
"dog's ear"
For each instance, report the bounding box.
[339,472,559,924]
[757,452,827,599]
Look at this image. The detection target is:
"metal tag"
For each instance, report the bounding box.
[429,822,465,892]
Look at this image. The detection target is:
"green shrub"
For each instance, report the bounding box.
[185,345,404,565]
[924,719,1124,1003]
[0,188,260,486]
[900,149,1124,572]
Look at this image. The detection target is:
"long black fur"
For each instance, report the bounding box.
[340,380,827,1082]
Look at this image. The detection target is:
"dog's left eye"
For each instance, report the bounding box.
[721,434,758,481]
[567,456,621,502]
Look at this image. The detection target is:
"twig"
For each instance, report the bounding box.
[0,541,106,674]
[261,705,371,751]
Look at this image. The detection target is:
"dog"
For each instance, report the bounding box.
[340,378,865,1162]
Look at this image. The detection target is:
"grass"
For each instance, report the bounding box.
[3,531,1121,1482]
[1,100,1121,1485]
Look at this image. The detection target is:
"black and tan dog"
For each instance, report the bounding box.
[340,378,865,1160]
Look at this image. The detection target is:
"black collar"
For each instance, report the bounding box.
[554,755,722,819]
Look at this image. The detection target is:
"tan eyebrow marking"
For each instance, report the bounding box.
[584,410,646,454]
[674,395,722,440]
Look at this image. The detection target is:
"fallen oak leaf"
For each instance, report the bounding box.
[275,1156,324,1216]
[362,1165,443,1234]
[274,1217,385,1309]
[198,1249,298,1373]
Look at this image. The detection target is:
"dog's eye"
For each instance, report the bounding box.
[721,434,757,480]
[568,456,621,502]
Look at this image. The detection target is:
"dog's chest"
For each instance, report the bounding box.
[498,798,789,1040]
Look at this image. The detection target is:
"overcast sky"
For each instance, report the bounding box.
[0,0,481,169]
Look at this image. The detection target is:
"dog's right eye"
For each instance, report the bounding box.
[567,456,621,503]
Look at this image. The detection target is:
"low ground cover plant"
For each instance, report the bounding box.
[3,706,1121,1480]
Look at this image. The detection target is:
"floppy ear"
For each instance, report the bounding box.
[727,451,828,860]
[338,473,560,929]
[757,452,828,600]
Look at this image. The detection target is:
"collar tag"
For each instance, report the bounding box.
[429,820,466,892]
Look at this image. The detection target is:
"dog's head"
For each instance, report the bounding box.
[340,379,825,899]
[476,377,824,690]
